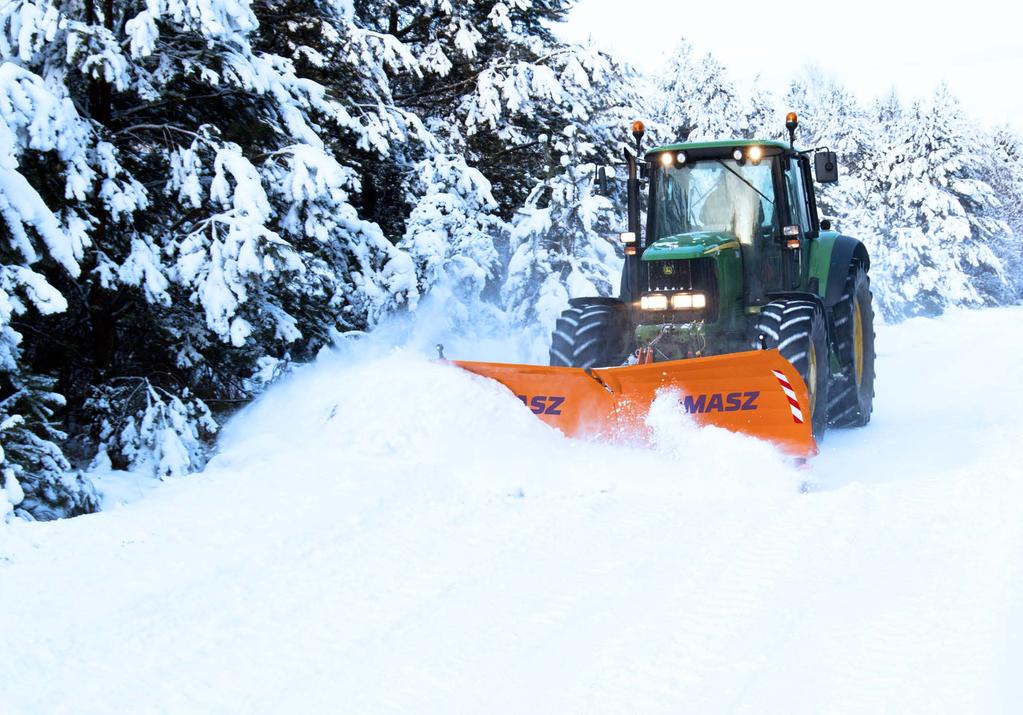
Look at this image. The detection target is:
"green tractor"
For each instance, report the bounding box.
[549,114,875,437]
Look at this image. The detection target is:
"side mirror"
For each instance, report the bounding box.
[814,151,839,183]
[596,166,609,196]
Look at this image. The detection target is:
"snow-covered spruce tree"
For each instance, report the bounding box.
[0,0,418,506]
[869,86,1009,319]
[339,0,563,326]
[501,120,625,359]
[400,154,506,326]
[978,127,1023,301]
[1,373,98,520]
[359,0,576,215]
[652,41,748,143]
[463,43,640,351]
[0,56,104,517]
[743,80,781,142]
[782,70,884,269]
[344,0,576,241]
[352,1,640,332]
[783,69,875,199]
[258,0,439,244]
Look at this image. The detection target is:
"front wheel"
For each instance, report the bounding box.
[754,300,830,438]
[549,299,630,369]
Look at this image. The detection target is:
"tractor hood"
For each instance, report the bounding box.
[642,232,740,261]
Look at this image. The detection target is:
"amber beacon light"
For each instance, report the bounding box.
[785,111,799,148]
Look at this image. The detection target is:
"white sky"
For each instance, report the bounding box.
[560,0,1023,133]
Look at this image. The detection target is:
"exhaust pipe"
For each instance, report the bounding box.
[623,120,645,304]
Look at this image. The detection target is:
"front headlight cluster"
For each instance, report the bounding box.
[640,292,707,311]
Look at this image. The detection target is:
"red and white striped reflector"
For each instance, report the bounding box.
[771,369,805,424]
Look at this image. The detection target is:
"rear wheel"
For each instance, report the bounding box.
[828,265,876,427]
[549,299,630,369]
[754,300,830,437]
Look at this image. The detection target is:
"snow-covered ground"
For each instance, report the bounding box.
[3,307,1022,714]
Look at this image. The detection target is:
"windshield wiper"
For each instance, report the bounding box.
[715,160,774,205]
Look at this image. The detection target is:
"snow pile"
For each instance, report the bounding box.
[211,345,802,505]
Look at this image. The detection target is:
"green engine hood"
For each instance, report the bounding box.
[641,232,741,261]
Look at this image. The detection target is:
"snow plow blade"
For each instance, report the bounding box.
[452,349,816,457]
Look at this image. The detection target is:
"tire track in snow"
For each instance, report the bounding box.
[560,491,847,713]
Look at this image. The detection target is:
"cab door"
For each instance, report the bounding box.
[782,157,815,289]
[741,159,786,306]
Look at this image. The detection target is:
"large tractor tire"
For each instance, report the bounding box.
[549,299,630,369]
[754,299,830,438]
[828,264,876,427]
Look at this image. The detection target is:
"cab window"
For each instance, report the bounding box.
[652,157,777,245]
[785,158,811,234]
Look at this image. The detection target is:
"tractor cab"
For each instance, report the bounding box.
[543,112,873,441]
[616,116,840,358]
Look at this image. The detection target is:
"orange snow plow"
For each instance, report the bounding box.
[453,349,816,457]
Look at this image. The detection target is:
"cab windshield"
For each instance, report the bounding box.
[651,157,777,245]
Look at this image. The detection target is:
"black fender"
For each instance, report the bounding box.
[824,235,870,307]
[568,297,626,308]
[569,296,633,335]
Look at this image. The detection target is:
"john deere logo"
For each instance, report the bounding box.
[662,264,675,276]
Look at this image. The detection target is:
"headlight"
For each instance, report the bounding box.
[642,293,706,311]
[670,292,707,310]
[671,293,693,310]
[641,294,668,311]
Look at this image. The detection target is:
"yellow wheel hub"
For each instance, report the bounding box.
[853,297,864,387]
